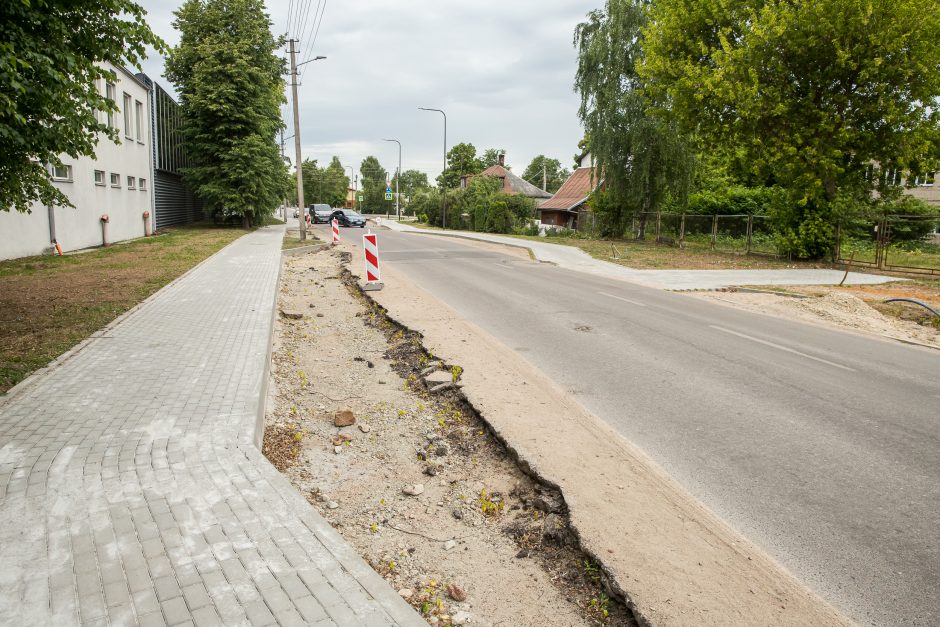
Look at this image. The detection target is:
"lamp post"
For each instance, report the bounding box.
[382,139,402,221]
[288,45,326,240]
[418,107,447,229]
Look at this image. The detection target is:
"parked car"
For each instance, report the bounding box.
[330,209,366,227]
[311,204,333,223]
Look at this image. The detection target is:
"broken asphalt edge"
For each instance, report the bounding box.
[337,240,852,627]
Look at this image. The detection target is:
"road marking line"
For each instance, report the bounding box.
[709,325,856,372]
[598,291,647,307]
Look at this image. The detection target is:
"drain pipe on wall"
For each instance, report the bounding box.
[45,163,61,254]
[100,214,110,247]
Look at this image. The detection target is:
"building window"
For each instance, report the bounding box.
[110,173,121,187]
[135,101,144,142]
[51,164,73,181]
[915,172,936,187]
[94,170,105,185]
[123,93,133,138]
[139,178,147,191]
[106,82,116,129]
[127,176,136,189]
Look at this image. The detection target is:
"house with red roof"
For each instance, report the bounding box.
[539,153,602,230]
[460,153,553,201]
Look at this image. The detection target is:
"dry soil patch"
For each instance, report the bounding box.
[693,283,940,349]
[264,248,633,626]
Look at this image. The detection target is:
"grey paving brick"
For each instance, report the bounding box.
[243,599,277,626]
[260,584,292,614]
[139,611,168,627]
[133,588,161,615]
[154,575,182,602]
[191,605,223,627]
[161,596,191,625]
[295,595,330,623]
[0,227,423,627]
[181,583,212,610]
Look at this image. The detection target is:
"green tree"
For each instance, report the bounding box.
[165,0,286,227]
[437,142,483,188]
[641,0,940,257]
[522,156,569,194]
[1,1,164,213]
[317,157,348,207]
[574,0,696,237]
[360,156,388,212]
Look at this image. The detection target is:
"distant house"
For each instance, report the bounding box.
[539,152,601,230]
[460,153,552,201]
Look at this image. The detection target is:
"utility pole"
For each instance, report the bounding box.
[287,43,326,240]
[288,39,306,241]
[543,162,547,192]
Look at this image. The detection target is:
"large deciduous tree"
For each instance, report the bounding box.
[359,156,388,212]
[522,156,569,194]
[165,0,287,227]
[574,0,696,237]
[640,0,940,257]
[437,142,483,189]
[0,1,163,213]
[307,156,348,207]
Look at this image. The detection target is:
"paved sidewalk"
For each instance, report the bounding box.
[375,219,899,290]
[0,226,424,626]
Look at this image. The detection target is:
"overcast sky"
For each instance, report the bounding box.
[135,0,596,184]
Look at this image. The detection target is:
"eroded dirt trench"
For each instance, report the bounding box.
[263,247,636,626]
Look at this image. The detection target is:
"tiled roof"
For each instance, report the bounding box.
[539,167,599,210]
[476,164,553,199]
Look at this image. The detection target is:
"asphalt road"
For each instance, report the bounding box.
[329,225,940,626]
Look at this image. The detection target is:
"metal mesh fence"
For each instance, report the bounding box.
[625,212,780,257]
[836,214,940,275]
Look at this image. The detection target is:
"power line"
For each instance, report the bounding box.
[299,0,327,74]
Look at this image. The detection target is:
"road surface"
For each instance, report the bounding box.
[327,225,940,626]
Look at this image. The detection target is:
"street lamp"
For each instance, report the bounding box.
[288,47,326,240]
[382,139,402,221]
[418,107,447,229]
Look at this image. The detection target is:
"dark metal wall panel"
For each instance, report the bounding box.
[154,172,203,229]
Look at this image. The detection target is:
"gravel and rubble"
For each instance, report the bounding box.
[263,247,635,626]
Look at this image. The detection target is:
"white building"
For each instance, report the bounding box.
[0,63,154,261]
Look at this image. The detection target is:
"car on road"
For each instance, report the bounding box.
[330,209,366,227]
[311,204,333,223]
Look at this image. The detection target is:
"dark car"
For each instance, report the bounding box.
[330,209,366,227]
[310,204,333,223]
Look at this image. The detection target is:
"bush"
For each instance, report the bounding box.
[670,186,783,216]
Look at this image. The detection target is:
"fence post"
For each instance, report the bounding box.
[877,217,887,269]
[679,214,686,248]
[711,214,718,249]
[655,211,662,243]
[746,214,753,255]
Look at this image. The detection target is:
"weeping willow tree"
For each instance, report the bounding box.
[574,0,695,237]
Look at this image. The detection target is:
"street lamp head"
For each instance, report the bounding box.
[314,55,327,60]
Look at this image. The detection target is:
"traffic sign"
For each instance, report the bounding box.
[384,192,393,201]
[358,195,363,202]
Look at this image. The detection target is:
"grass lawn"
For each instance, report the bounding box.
[0,223,249,394]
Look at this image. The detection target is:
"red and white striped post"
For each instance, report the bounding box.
[331,218,340,244]
[362,232,383,291]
